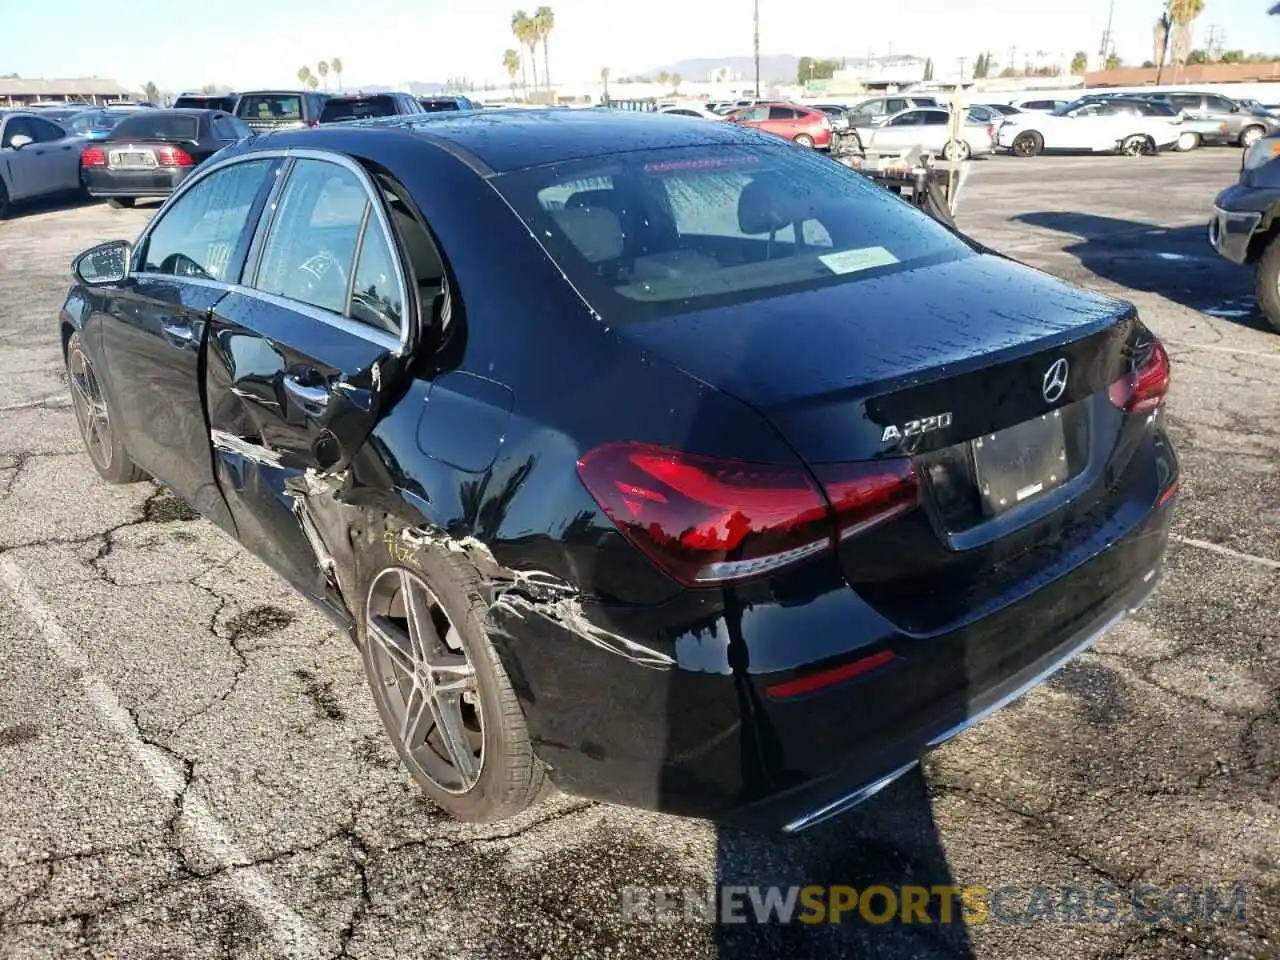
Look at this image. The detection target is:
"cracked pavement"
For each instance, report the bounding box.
[1,150,1278,959]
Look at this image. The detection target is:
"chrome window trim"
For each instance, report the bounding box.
[130,271,401,353]
[131,146,411,357]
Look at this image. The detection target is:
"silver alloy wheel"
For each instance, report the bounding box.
[1177,131,1198,152]
[1241,126,1263,148]
[68,345,113,472]
[1121,135,1147,156]
[365,567,483,795]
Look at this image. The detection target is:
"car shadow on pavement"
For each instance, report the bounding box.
[1,190,101,220]
[712,770,975,957]
[1011,211,1271,332]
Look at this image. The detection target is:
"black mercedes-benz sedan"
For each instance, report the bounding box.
[60,111,1178,832]
[80,109,251,208]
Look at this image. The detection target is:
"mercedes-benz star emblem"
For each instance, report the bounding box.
[1042,358,1069,403]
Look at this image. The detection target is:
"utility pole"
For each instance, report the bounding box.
[1099,0,1116,59]
[1007,45,1017,75]
[957,56,967,81]
[753,0,761,97]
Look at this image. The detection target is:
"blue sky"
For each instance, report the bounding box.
[2,0,1276,90]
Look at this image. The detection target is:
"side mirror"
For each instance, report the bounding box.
[73,240,132,286]
[7,134,33,150]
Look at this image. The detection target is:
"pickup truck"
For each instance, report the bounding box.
[1208,133,1280,331]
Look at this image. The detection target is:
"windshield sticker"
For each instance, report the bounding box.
[818,246,900,275]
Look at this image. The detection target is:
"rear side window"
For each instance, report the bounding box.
[768,106,796,120]
[496,143,971,323]
[29,117,66,141]
[141,159,271,280]
[319,97,397,123]
[238,95,302,121]
[418,98,461,112]
[111,113,199,141]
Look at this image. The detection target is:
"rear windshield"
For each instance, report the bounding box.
[174,96,232,110]
[68,111,126,134]
[237,94,302,121]
[419,99,461,112]
[495,143,972,323]
[109,113,199,141]
[320,96,397,122]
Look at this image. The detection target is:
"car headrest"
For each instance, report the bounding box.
[737,173,801,235]
[552,206,624,263]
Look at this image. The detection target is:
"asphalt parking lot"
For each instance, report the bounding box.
[1,148,1277,960]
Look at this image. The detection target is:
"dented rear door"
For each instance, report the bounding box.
[204,154,411,598]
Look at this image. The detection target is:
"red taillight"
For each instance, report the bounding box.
[986,123,995,139]
[309,119,319,128]
[156,145,194,167]
[576,442,919,587]
[812,460,921,540]
[1108,340,1171,414]
[80,146,105,167]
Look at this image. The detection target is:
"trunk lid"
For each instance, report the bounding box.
[619,252,1145,633]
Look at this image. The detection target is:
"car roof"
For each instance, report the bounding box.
[119,108,219,117]
[239,108,773,173]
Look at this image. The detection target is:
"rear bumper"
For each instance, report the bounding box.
[493,426,1178,830]
[83,166,191,198]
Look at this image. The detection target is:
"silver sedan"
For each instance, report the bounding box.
[0,111,86,217]
[862,107,996,160]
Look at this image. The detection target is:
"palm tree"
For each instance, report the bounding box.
[317,60,329,90]
[330,58,344,92]
[1167,0,1205,80]
[1153,14,1171,83]
[503,49,521,98]
[512,11,536,96]
[533,6,555,94]
[1070,51,1088,74]
[306,74,319,91]
[669,72,682,93]
[297,65,312,88]
[657,70,670,88]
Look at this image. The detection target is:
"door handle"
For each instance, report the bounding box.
[283,374,329,412]
[160,319,196,346]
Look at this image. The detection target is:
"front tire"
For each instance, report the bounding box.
[356,540,547,823]
[1240,125,1265,149]
[0,178,9,218]
[1254,236,1280,334]
[107,197,136,210]
[65,331,146,484]
[1012,131,1043,157]
[1120,134,1154,156]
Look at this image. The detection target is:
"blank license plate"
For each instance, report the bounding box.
[972,411,1068,516]
[110,151,155,168]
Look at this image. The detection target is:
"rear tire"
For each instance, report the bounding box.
[1011,131,1043,157]
[107,197,136,210]
[943,139,971,161]
[355,536,548,823]
[793,133,815,148]
[65,331,146,485]
[1176,131,1200,152]
[1240,125,1265,149]
[0,179,10,219]
[1254,236,1280,334]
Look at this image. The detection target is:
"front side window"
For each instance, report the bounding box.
[141,159,272,280]
[2,117,35,147]
[496,143,971,324]
[888,111,922,127]
[1205,96,1235,113]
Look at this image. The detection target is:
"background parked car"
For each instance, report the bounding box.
[1137,92,1278,148]
[810,104,854,134]
[862,107,995,160]
[658,103,726,120]
[173,92,239,112]
[81,109,251,208]
[319,93,423,123]
[727,101,832,148]
[846,95,939,132]
[65,109,133,141]
[417,95,479,112]
[997,98,1181,156]
[0,111,85,217]
[235,90,330,132]
[1009,98,1071,113]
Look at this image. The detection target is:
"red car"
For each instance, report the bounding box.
[727,102,832,148]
